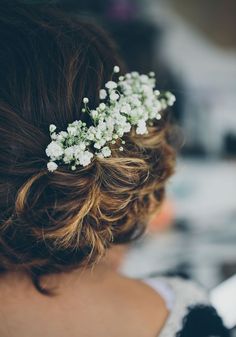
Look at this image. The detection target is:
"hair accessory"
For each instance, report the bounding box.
[46,66,176,172]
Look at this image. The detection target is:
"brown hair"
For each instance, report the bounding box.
[0,1,176,293]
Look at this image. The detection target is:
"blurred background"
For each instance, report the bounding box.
[28,0,236,290]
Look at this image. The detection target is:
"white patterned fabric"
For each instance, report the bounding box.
[142,276,210,337]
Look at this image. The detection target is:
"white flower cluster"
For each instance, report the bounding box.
[46,66,176,172]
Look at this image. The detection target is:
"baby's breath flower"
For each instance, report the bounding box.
[78,142,86,151]
[140,74,149,83]
[51,132,57,140]
[94,142,102,149]
[166,92,176,106]
[136,120,147,135]
[64,146,74,159]
[155,100,162,112]
[99,89,107,100]
[47,161,58,172]
[120,104,131,114]
[46,68,175,171]
[78,151,93,166]
[91,110,98,120]
[101,146,111,157]
[110,91,119,101]
[160,99,168,110]
[49,124,57,133]
[46,141,64,159]
[67,126,77,136]
[105,81,117,90]
[99,103,106,111]
[131,71,139,78]
[113,66,120,73]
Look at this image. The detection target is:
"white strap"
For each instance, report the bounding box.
[141,276,209,337]
[142,277,175,310]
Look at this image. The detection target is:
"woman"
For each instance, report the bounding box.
[0,1,229,336]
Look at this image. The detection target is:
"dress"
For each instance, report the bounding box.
[141,276,230,337]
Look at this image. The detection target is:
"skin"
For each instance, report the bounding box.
[0,250,169,337]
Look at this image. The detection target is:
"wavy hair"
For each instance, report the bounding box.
[0,1,176,294]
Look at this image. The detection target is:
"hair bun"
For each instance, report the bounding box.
[0,2,176,293]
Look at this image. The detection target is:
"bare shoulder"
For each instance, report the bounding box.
[0,270,169,337]
[106,274,169,337]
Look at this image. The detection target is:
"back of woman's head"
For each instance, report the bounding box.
[0,1,176,293]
